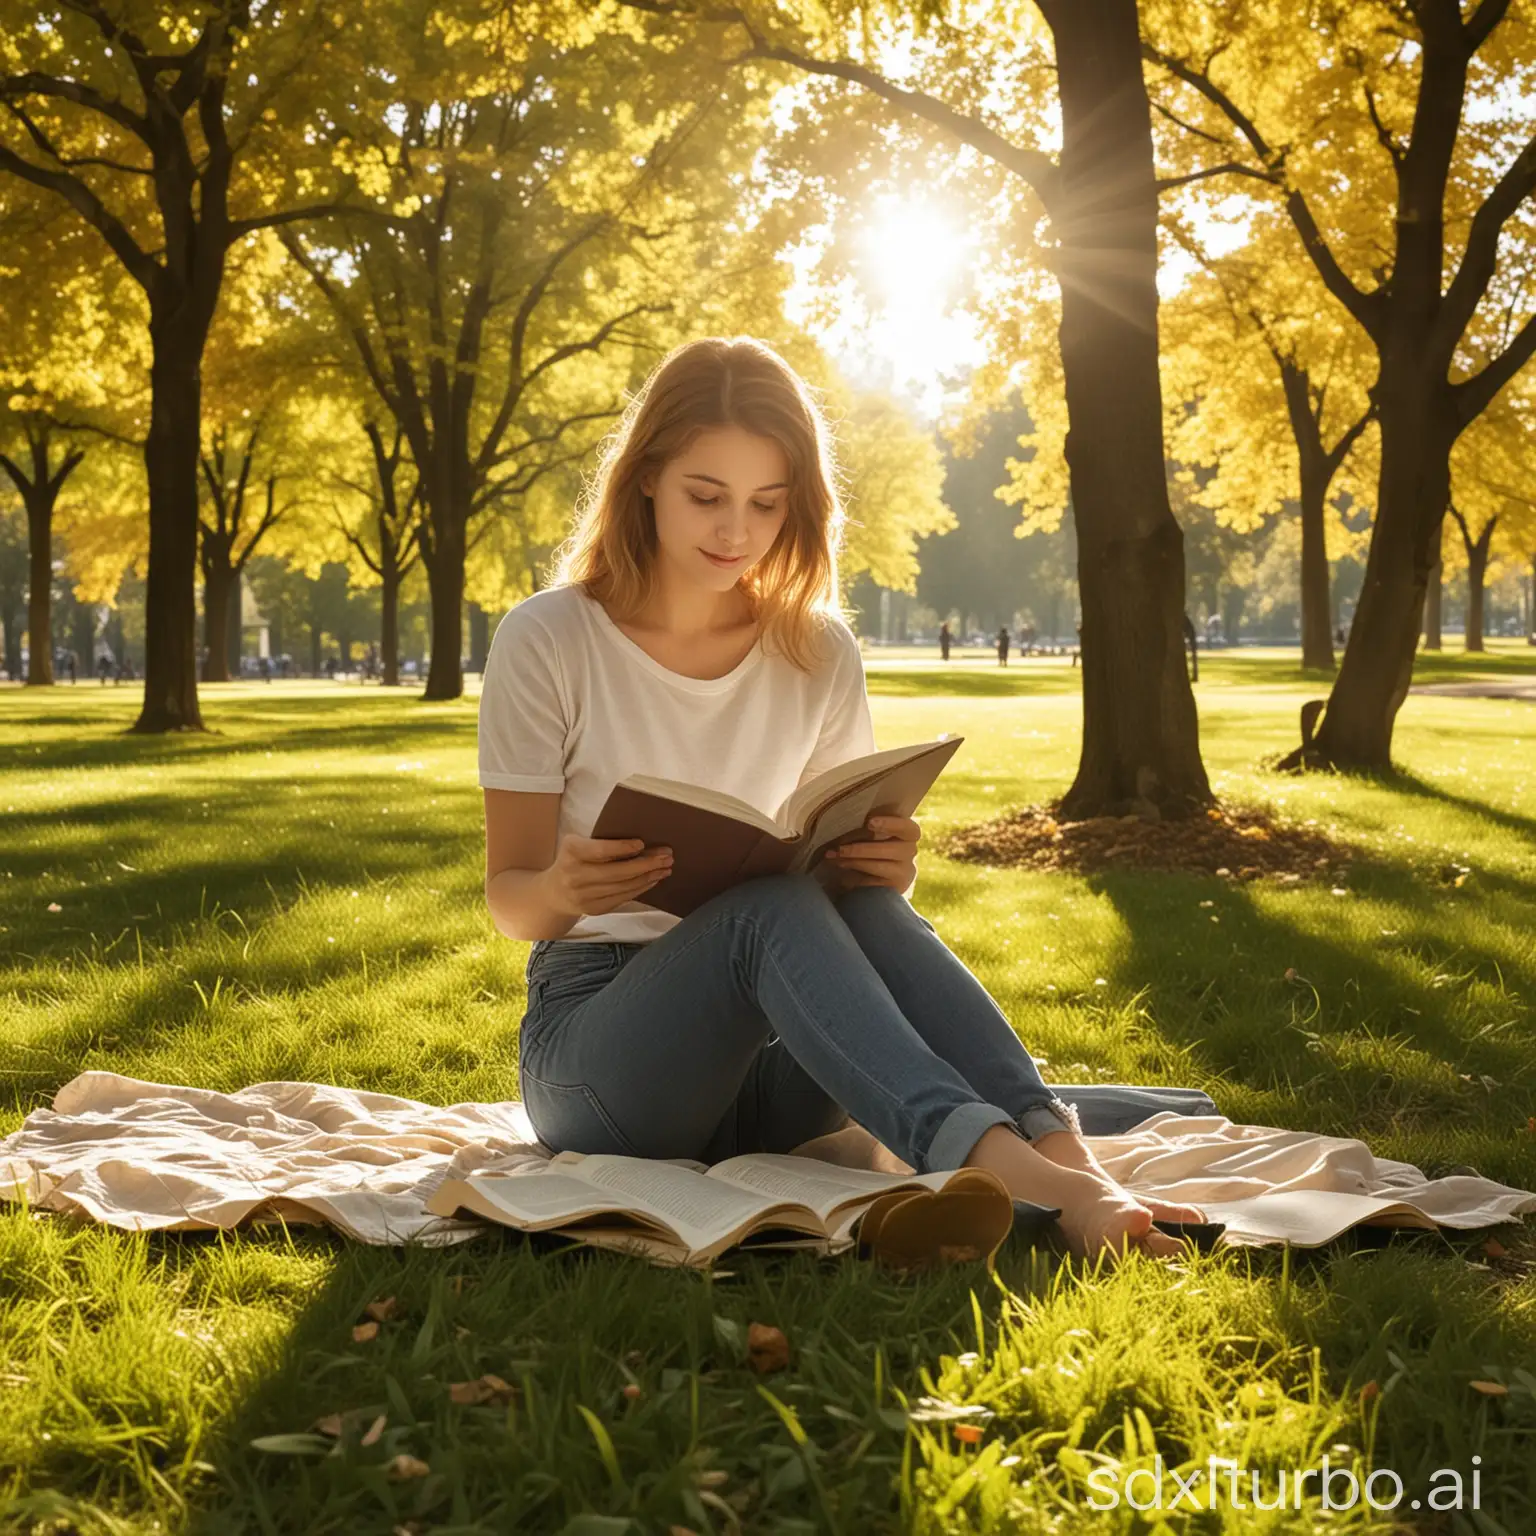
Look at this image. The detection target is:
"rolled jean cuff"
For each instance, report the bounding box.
[1016,1096,1082,1141]
[924,1100,1019,1173]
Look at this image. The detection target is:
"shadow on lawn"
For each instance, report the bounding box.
[0,704,474,777]
[1082,861,1536,1188]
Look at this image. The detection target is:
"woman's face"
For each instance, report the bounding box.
[639,426,791,591]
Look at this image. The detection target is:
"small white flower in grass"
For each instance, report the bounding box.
[1331,887,1348,897]
[1094,978,1107,987]
[46,902,62,912]
[327,936,336,943]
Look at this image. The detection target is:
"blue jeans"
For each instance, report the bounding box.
[517,874,1217,1174]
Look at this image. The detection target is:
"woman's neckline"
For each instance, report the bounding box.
[578,586,764,694]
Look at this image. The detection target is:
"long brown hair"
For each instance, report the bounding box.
[549,336,855,672]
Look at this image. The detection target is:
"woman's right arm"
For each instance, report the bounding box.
[484,789,675,941]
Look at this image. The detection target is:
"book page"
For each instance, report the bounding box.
[777,742,941,830]
[1200,1191,1436,1248]
[706,1152,958,1222]
[425,1170,675,1233]
[564,1154,825,1252]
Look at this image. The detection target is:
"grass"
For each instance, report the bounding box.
[1,643,1534,1534]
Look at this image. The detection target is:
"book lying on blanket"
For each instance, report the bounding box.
[425,1148,1011,1268]
[589,735,964,917]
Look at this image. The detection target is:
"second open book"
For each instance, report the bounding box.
[589,735,965,917]
[426,1148,1014,1268]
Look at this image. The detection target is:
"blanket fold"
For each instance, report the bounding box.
[3,1072,1532,1251]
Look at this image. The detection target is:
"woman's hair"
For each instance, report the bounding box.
[548,336,855,673]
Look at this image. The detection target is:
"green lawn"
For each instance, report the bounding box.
[2,647,1535,1534]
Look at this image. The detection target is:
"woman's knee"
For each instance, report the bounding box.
[834,882,935,936]
[712,871,832,920]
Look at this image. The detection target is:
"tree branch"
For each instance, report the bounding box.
[617,0,1060,207]
[1142,42,1385,337]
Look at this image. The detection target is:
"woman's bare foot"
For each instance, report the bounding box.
[963,1125,1184,1262]
[1030,1128,1207,1225]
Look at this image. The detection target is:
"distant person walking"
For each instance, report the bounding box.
[938,621,952,663]
[996,626,1010,667]
[96,653,112,684]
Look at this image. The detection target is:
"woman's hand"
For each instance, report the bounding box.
[541,834,674,917]
[822,814,921,893]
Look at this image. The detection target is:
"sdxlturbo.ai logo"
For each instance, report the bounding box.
[1083,1454,1482,1514]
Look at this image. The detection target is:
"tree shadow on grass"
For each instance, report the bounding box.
[0,693,474,776]
[1081,864,1536,1188]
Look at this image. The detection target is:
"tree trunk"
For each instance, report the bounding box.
[423,541,466,700]
[202,563,234,682]
[1305,390,1454,770]
[134,334,206,731]
[382,568,401,686]
[2,608,19,681]
[1221,585,1245,647]
[24,489,53,686]
[1039,0,1210,818]
[227,572,243,676]
[468,601,489,675]
[1464,528,1492,653]
[1298,467,1335,671]
[1423,552,1442,649]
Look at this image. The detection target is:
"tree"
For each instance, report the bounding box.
[625,0,1211,817]
[1161,212,1376,672]
[0,1,384,729]
[326,419,424,688]
[0,195,144,684]
[829,387,955,592]
[1145,1,1536,768]
[281,16,779,699]
[1451,380,1536,650]
[0,500,24,679]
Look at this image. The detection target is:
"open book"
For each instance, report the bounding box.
[589,735,964,917]
[424,1148,1011,1269]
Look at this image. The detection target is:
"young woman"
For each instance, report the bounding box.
[480,337,1211,1262]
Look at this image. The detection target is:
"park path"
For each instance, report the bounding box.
[1410,680,1536,700]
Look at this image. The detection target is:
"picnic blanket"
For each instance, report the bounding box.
[3,1071,1534,1250]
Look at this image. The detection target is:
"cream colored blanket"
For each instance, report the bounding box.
[3,1072,1533,1250]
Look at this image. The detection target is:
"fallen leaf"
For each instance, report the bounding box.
[1484,1239,1508,1258]
[46,902,62,913]
[384,1453,431,1480]
[622,1383,642,1400]
[747,1322,789,1374]
[1470,1380,1509,1396]
[448,1373,515,1407]
[352,1321,379,1343]
[695,1469,729,1490]
[360,1413,387,1447]
[1358,1381,1379,1404]
[311,1405,387,1439]
[952,1424,984,1444]
[363,1296,399,1323]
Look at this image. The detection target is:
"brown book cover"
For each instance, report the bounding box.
[589,736,964,917]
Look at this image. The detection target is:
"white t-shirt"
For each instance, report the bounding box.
[478,582,877,944]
